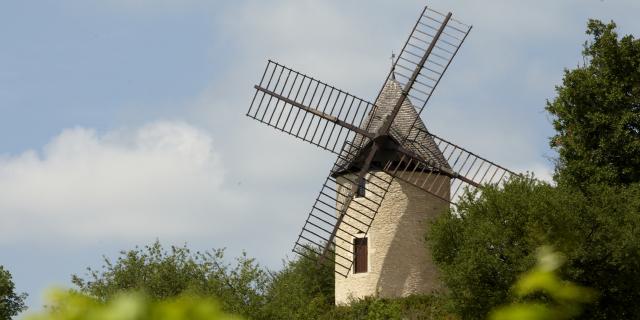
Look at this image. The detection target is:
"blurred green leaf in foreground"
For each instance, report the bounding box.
[490,247,597,320]
[25,290,242,320]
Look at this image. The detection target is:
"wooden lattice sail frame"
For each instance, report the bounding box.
[246,5,517,277]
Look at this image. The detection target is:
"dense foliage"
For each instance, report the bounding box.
[429,20,640,320]
[329,295,449,320]
[25,290,240,320]
[260,249,334,319]
[430,178,640,319]
[72,242,449,319]
[547,20,640,187]
[72,241,269,319]
[0,265,27,320]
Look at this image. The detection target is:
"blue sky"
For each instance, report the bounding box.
[1,0,639,311]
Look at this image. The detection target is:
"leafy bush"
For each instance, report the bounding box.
[261,248,334,320]
[72,243,450,319]
[328,295,450,320]
[72,241,268,319]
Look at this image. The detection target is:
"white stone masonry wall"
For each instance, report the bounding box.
[334,171,450,305]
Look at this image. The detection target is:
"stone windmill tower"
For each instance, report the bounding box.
[331,77,452,302]
[246,5,516,304]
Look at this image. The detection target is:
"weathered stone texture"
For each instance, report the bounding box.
[335,171,449,305]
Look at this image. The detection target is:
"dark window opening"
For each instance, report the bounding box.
[353,237,368,274]
[356,177,366,198]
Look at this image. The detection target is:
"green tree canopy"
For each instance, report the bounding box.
[429,178,640,319]
[72,242,448,319]
[428,19,640,320]
[71,241,268,319]
[547,20,640,186]
[0,265,27,320]
[260,249,334,320]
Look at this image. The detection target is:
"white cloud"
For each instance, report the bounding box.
[0,121,245,245]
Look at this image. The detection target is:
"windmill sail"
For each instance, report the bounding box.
[293,141,394,277]
[248,60,376,154]
[246,5,520,279]
[384,7,471,145]
[384,129,516,204]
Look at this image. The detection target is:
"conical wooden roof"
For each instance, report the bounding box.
[333,78,449,174]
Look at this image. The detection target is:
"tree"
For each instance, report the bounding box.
[547,20,640,187]
[428,178,640,319]
[71,241,269,319]
[428,19,640,320]
[73,241,452,319]
[0,265,27,320]
[261,249,334,320]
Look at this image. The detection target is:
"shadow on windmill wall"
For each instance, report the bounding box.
[374,174,450,298]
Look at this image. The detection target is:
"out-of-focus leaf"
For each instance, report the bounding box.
[24,289,242,320]
[514,270,560,297]
[489,303,554,320]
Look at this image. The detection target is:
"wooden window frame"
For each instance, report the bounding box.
[353,236,368,274]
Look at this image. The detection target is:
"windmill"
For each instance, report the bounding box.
[246,5,517,302]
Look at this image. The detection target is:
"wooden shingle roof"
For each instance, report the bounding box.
[333,78,449,175]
